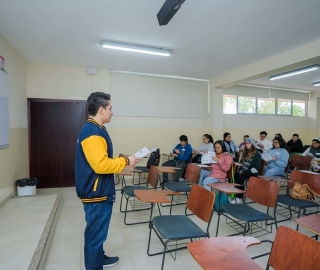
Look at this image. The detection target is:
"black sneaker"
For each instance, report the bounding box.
[103,255,119,268]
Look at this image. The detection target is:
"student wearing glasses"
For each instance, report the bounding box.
[192,134,214,163]
[263,137,289,176]
[199,140,233,190]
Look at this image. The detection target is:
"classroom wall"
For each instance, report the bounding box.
[0,33,28,204]
[27,64,213,166]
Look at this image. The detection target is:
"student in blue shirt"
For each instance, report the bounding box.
[162,135,192,182]
[263,137,289,176]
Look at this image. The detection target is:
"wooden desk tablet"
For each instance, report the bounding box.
[115,168,133,190]
[134,190,179,221]
[187,237,262,270]
[296,215,320,240]
[156,166,179,173]
[207,182,245,195]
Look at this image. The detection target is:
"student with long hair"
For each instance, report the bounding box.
[233,137,261,203]
[199,140,233,191]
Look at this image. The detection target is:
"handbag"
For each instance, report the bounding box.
[290,182,320,203]
[192,154,202,164]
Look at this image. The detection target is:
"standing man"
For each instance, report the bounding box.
[75,92,139,269]
[257,131,273,152]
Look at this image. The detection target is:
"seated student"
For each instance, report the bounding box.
[192,134,214,163]
[263,137,289,176]
[162,135,192,182]
[232,137,261,204]
[223,132,239,160]
[238,135,249,151]
[257,131,273,152]
[287,133,304,157]
[275,133,287,149]
[199,140,233,191]
[302,138,320,159]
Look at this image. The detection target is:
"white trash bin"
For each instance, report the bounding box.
[17,185,35,196]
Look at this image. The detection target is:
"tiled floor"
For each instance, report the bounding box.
[2,177,312,270]
[0,194,58,270]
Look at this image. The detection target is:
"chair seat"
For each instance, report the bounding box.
[278,194,318,208]
[123,185,149,196]
[135,166,150,173]
[222,204,274,222]
[163,182,191,192]
[153,215,207,240]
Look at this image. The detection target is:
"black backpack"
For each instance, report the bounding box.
[147,148,160,168]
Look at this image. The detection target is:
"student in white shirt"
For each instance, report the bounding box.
[257,131,273,152]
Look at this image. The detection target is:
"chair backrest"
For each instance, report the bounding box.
[288,170,320,193]
[246,176,279,207]
[226,163,236,182]
[187,184,215,223]
[184,163,201,184]
[290,155,311,170]
[268,226,320,269]
[147,165,159,188]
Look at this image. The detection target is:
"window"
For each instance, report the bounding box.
[223,95,237,114]
[292,100,306,117]
[277,99,291,115]
[238,96,256,114]
[258,98,275,114]
[222,95,306,117]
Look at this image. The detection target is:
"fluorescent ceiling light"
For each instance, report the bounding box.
[100,40,171,57]
[269,64,320,80]
[314,81,320,87]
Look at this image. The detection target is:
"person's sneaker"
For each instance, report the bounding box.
[103,255,119,268]
[230,198,243,204]
[178,177,185,182]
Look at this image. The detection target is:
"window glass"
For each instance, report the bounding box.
[238,96,256,114]
[223,95,237,114]
[292,100,306,117]
[258,98,275,114]
[277,99,291,115]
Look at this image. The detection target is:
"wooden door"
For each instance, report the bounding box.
[28,99,87,188]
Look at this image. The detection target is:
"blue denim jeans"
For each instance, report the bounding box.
[203,177,221,191]
[198,169,211,186]
[263,166,285,176]
[83,202,113,270]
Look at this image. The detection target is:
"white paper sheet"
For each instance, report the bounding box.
[133,147,150,158]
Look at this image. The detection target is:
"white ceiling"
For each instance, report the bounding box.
[1,0,320,91]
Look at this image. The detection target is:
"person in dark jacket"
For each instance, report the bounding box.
[75,92,139,269]
[287,133,304,157]
[233,137,261,203]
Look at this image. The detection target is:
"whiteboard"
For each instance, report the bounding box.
[110,72,209,118]
[0,69,9,149]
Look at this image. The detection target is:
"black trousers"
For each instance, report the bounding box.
[162,160,187,181]
[234,171,253,198]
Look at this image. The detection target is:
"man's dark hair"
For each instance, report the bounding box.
[260,131,268,136]
[87,92,110,116]
[293,133,299,137]
[179,135,188,142]
[223,132,231,139]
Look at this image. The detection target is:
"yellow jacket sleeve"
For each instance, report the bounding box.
[81,135,126,174]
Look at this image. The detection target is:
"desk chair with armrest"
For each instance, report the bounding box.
[147,184,215,270]
[120,165,160,225]
[216,176,279,237]
[162,163,201,214]
[275,170,320,227]
[266,226,320,270]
